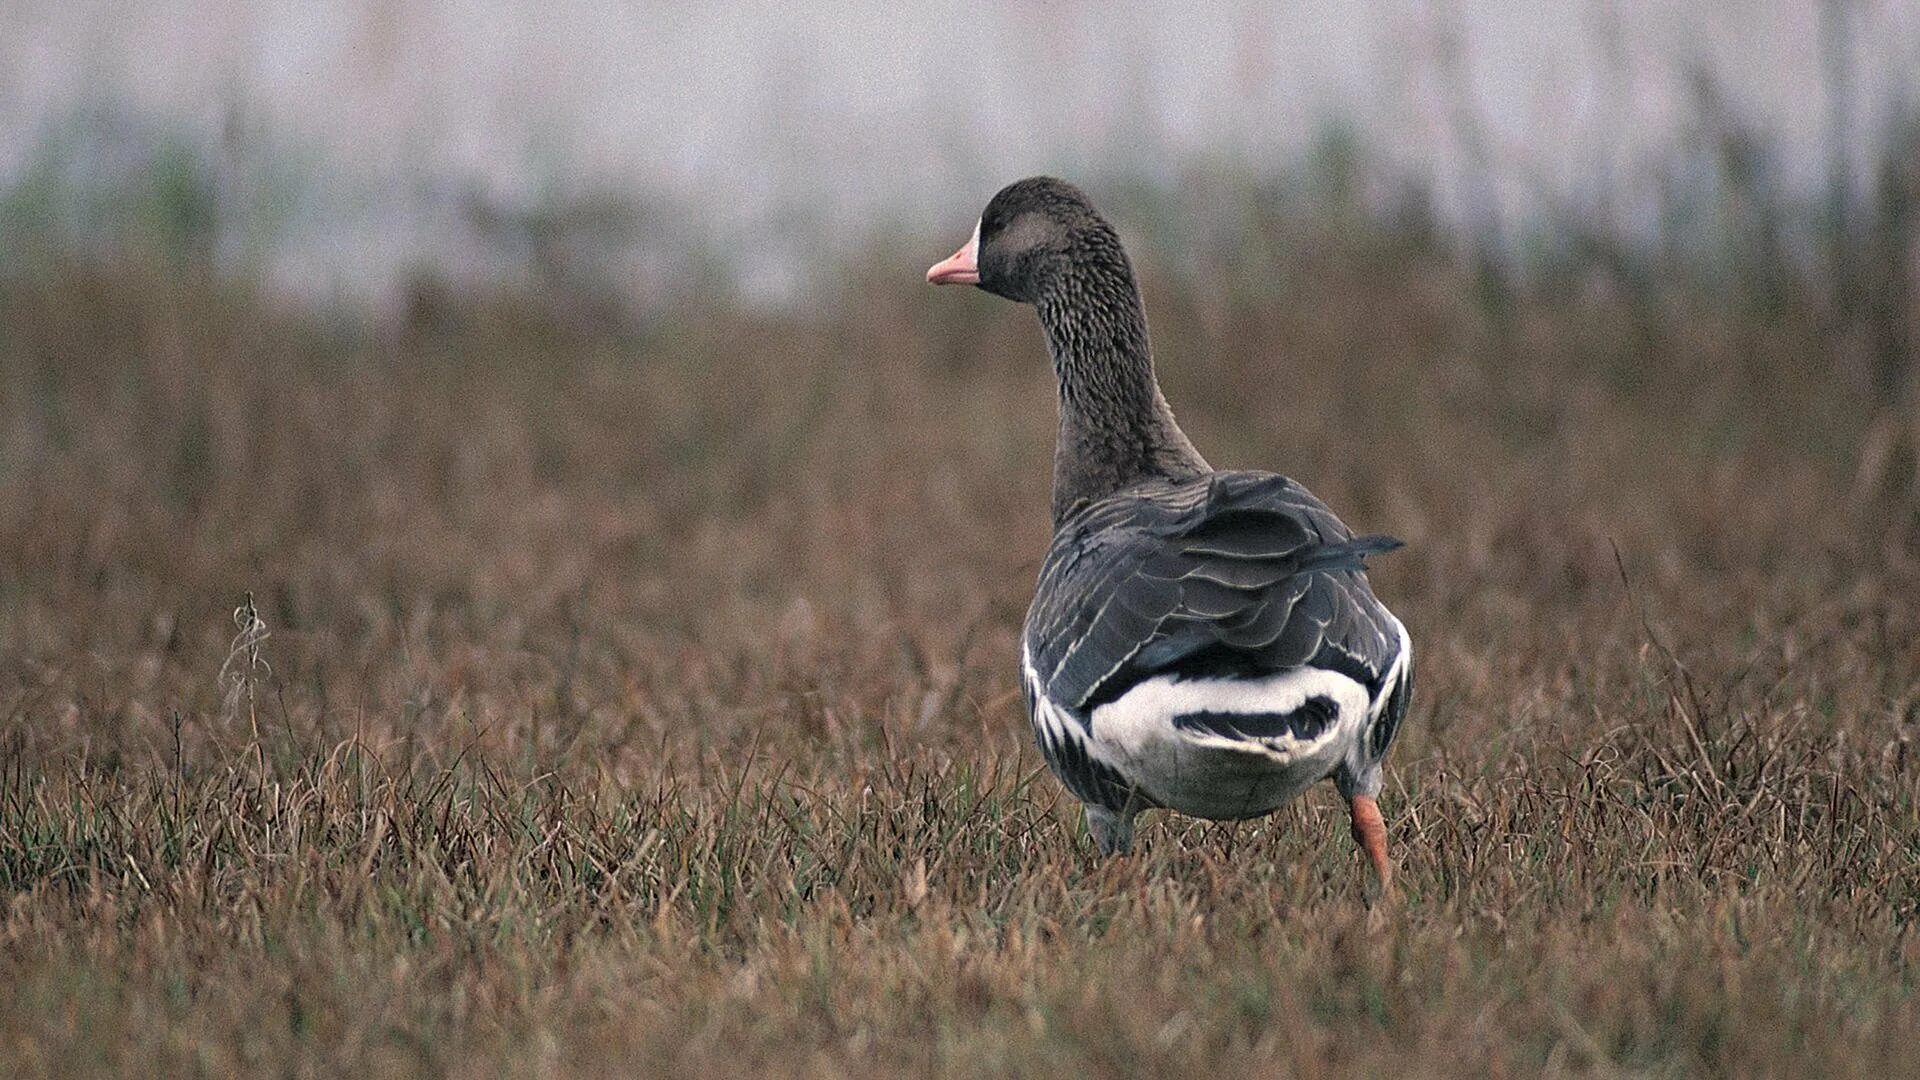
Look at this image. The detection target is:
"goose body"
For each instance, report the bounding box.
[929,178,1411,881]
[1022,472,1412,846]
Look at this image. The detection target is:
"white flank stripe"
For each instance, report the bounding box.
[1022,646,1121,767]
[1375,614,1413,719]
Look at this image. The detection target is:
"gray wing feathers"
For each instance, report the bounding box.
[1025,471,1404,713]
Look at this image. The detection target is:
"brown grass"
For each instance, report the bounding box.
[1,231,1917,1077]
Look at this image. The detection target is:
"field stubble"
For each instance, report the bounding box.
[1,237,1917,1076]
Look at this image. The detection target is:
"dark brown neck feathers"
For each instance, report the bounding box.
[1034,242,1208,528]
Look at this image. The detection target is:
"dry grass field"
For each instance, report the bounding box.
[2,206,1917,1076]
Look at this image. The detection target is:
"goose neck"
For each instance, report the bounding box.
[1035,271,1208,527]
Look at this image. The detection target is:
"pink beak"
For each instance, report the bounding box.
[926,221,981,285]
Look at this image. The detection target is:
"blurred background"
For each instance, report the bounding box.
[1,0,1917,763]
[5,0,1919,320]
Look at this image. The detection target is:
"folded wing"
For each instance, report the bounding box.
[1025,472,1405,724]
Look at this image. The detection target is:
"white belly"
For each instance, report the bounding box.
[1024,650,1373,821]
[1093,668,1368,818]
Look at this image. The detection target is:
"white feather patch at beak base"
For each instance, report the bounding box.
[926,219,981,284]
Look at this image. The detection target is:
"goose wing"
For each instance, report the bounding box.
[1023,471,1406,731]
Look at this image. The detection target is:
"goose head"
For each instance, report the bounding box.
[926,176,1127,305]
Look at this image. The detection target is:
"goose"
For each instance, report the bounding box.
[927,177,1412,885]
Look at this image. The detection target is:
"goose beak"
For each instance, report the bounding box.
[926,221,981,285]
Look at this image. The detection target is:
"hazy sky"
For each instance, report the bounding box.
[5,1,1918,304]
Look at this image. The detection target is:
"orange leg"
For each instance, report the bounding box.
[1347,794,1393,889]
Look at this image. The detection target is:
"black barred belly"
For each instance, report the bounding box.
[1032,719,1148,814]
